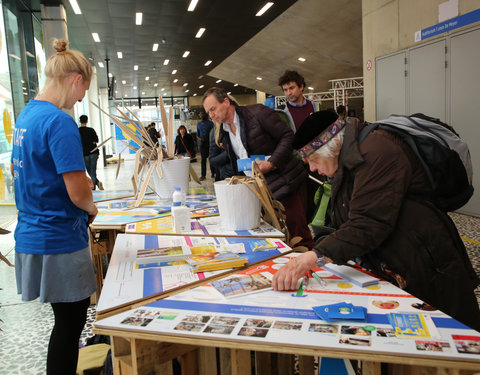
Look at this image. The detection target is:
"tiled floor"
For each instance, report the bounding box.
[0,159,479,374]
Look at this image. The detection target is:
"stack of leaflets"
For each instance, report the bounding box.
[186,252,248,273]
[323,264,379,287]
[387,313,439,339]
[251,238,278,251]
[313,302,367,322]
[135,246,189,265]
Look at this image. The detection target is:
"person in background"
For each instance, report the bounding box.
[174,125,196,159]
[209,121,234,181]
[277,70,320,132]
[78,114,103,190]
[11,39,98,375]
[196,111,215,180]
[272,111,480,331]
[336,104,347,119]
[147,122,159,146]
[203,87,314,249]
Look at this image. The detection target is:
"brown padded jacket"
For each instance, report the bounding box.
[315,118,480,331]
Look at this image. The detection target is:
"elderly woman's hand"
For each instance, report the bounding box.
[272,251,318,291]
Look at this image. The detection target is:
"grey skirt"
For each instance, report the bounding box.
[15,247,97,303]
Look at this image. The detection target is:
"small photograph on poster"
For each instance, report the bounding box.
[174,322,205,332]
[182,314,212,324]
[308,324,338,334]
[203,324,235,335]
[376,328,396,337]
[211,316,241,326]
[415,340,451,352]
[156,311,179,321]
[411,302,437,312]
[452,335,480,355]
[120,316,154,327]
[339,335,371,346]
[341,326,372,336]
[238,327,269,337]
[243,318,273,328]
[210,273,271,298]
[272,321,303,331]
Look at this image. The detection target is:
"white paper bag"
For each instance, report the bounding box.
[152,158,190,198]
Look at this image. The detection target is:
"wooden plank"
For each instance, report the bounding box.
[362,361,382,375]
[180,349,198,375]
[255,352,272,375]
[219,348,231,375]
[231,349,251,375]
[198,347,217,375]
[277,353,294,375]
[298,355,315,375]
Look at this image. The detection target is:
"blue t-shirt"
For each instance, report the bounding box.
[196,120,214,140]
[11,100,89,254]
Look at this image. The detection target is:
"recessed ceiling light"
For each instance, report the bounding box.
[115,90,117,94]
[298,57,306,62]
[195,28,206,38]
[182,51,190,58]
[171,70,177,74]
[187,0,198,11]
[199,85,204,89]
[256,2,273,16]
[216,79,222,83]
[163,59,169,65]
[193,93,197,96]
[134,65,138,71]
[92,33,100,42]
[117,51,123,59]
[69,0,82,14]
[124,94,127,97]
[163,93,166,96]
[152,43,159,52]
[204,60,212,66]
[227,91,231,95]
[142,92,145,95]
[145,77,149,80]
[173,79,178,83]
[135,12,143,25]
[108,73,113,78]
[122,80,126,84]
[256,77,262,80]
[161,88,165,91]
[185,89,189,93]
[234,83,238,86]
[308,87,314,90]
[183,83,188,87]
[133,86,137,90]
[154,83,158,87]
[98,62,104,68]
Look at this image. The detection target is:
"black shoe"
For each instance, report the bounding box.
[199,176,206,181]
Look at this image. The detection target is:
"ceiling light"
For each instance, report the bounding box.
[108,73,113,78]
[115,90,117,94]
[204,60,212,66]
[199,85,204,89]
[171,70,177,74]
[185,89,189,93]
[161,88,165,91]
[173,79,178,83]
[134,65,138,71]
[256,2,273,16]
[142,92,145,95]
[133,86,137,90]
[117,51,123,59]
[163,93,166,96]
[234,83,238,86]
[256,77,262,80]
[124,94,127,97]
[154,83,158,87]
[298,57,306,62]
[216,79,222,83]
[92,33,100,42]
[163,59,169,65]
[308,87,314,90]
[69,0,81,14]
[183,83,188,87]
[182,51,190,58]
[195,28,206,38]
[136,12,143,25]
[122,80,126,84]
[145,77,149,80]
[227,91,231,95]
[98,62,104,68]
[193,93,197,96]
[152,43,159,52]
[187,0,198,11]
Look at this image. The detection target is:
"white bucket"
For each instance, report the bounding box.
[151,158,190,198]
[214,180,261,230]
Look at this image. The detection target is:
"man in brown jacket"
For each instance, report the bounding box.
[273,111,480,331]
[202,87,313,248]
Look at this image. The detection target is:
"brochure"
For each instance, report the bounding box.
[210,273,272,298]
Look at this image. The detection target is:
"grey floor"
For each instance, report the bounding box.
[0,159,479,374]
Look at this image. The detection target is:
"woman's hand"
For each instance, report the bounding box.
[272,251,318,291]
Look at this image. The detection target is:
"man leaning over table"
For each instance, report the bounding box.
[202,86,314,249]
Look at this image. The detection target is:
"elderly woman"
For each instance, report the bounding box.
[272,111,480,331]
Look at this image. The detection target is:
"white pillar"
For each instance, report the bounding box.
[99,88,114,154]
[256,91,266,105]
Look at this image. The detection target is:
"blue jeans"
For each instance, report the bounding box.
[84,153,99,187]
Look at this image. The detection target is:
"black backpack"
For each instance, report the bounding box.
[358,113,474,212]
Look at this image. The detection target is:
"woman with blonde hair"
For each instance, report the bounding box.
[11,39,97,374]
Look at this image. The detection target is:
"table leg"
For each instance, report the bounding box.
[298,355,315,374]
[230,349,251,375]
[198,347,218,375]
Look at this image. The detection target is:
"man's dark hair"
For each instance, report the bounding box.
[150,122,155,127]
[202,87,229,104]
[278,70,306,89]
[79,115,88,123]
[336,105,346,116]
